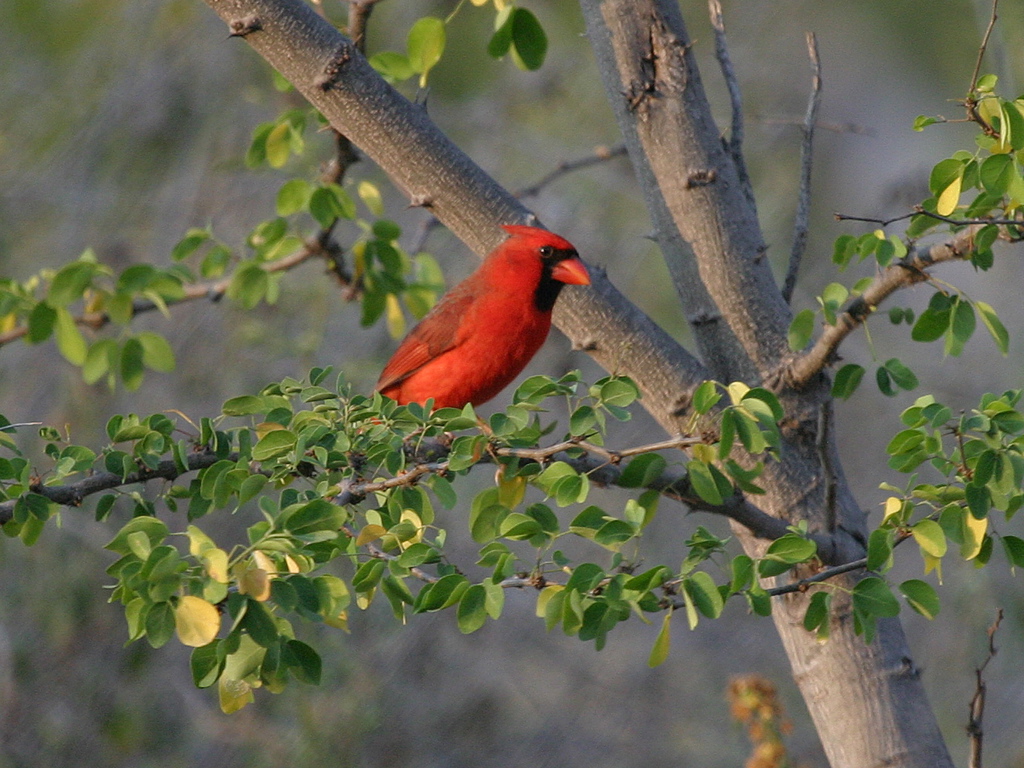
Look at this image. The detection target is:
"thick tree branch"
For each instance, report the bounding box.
[784,226,981,389]
[202,0,708,436]
[0,451,232,525]
[581,0,791,383]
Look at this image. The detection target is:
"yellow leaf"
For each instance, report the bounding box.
[236,565,272,601]
[400,509,424,544]
[726,381,750,405]
[265,121,291,168]
[497,470,526,509]
[253,550,277,576]
[882,496,903,523]
[218,676,254,714]
[174,595,221,647]
[324,610,350,631]
[202,548,230,583]
[358,180,384,216]
[535,584,564,618]
[386,293,405,339]
[922,553,943,583]
[961,513,988,560]
[284,554,302,574]
[648,610,672,667]
[936,176,962,216]
[356,524,387,546]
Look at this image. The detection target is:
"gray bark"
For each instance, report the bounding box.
[201,1,954,765]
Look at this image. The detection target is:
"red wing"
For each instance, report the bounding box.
[375,287,475,393]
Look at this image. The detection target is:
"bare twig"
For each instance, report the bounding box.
[835,208,1023,228]
[784,226,982,389]
[514,144,627,199]
[409,143,630,255]
[759,116,874,136]
[967,608,1003,768]
[969,0,999,94]
[708,0,754,207]
[783,32,822,304]
[763,557,866,597]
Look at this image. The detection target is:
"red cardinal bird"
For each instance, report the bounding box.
[376,224,590,409]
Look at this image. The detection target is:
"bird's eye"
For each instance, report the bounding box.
[539,245,554,258]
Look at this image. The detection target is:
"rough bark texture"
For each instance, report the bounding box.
[201,1,954,765]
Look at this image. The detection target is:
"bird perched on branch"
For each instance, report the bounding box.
[376,224,590,409]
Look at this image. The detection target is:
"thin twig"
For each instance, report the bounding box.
[967,608,1003,768]
[409,143,630,255]
[969,0,999,94]
[835,208,1023,228]
[763,557,867,597]
[759,116,874,136]
[514,144,627,199]
[783,32,822,303]
[708,0,754,207]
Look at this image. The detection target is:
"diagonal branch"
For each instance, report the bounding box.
[784,226,981,389]
[782,32,822,304]
[708,0,754,208]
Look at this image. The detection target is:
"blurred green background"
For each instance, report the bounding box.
[1,1,1023,765]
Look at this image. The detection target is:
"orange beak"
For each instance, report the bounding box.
[551,257,590,286]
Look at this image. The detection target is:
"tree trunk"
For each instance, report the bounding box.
[201,0,954,764]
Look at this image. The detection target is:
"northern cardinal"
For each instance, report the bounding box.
[376,224,590,409]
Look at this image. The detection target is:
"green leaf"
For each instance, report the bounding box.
[145,601,177,648]
[457,584,488,634]
[687,460,722,505]
[251,429,296,461]
[309,184,356,228]
[979,153,1015,196]
[227,263,269,310]
[976,301,1009,355]
[53,307,87,365]
[831,364,865,400]
[509,8,547,71]
[369,51,416,83]
[852,576,901,619]
[407,17,445,87]
[787,309,815,351]
[899,579,940,619]
[191,641,224,688]
[883,358,918,391]
[647,611,672,667]
[27,302,57,343]
[866,528,893,572]
[684,572,724,619]
[945,299,975,357]
[172,228,211,262]
[691,381,721,413]
[47,261,97,308]
[120,337,145,390]
[136,332,176,373]
[618,453,667,488]
[1001,535,1024,569]
[802,591,831,638]
[276,178,312,216]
